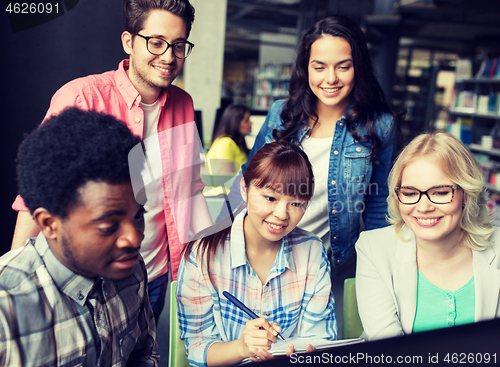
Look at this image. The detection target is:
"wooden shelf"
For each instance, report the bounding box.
[469,144,500,157]
[449,110,500,120]
[455,78,500,84]
[485,184,500,194]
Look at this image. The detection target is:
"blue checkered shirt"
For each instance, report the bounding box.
[176,209,337,367]
[0,233,159,366]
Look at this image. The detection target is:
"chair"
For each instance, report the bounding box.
[200,173,236,189]
[168,280,190,367]
[200,173,238,223]
[342,277,363,339]
[205,198,226,223]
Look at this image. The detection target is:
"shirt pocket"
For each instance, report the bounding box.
[343,142,371,182]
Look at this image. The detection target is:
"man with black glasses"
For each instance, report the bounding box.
[11,0,212,324]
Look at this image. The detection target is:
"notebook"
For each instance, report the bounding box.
[269,337,365,355]
[239,337,365,364]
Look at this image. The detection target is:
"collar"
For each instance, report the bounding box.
[34,233,97,307]
[115,59,168,110]
[396,225,417,265]
[229,209,248,270]
[297,101,352,138]
[272,235,295,274]
[472,242,497,265]
[229,209,295,274]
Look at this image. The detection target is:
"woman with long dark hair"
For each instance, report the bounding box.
[224,15,404,280]
[206,104,252,174]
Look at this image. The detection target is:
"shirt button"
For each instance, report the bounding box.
[265,312,270,317]
[356,147,362,152]
[333,236,337,240]
[302,126,307,130]
[332,209,336,214]
[271,139,276,142]
[449,304,454,309]
[448,321,453,326]
[78,292,84,301]
[331,180,336,185]
[449,313,454,317]
[333,150,339,155]
[135,118,141,123]
[336,259,341,263]
[339,122,343,126]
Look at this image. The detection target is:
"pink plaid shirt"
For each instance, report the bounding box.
[12,60,204,280]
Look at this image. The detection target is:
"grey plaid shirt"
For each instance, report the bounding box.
[0,233,159,366]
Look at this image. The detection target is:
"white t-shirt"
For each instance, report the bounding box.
[139,99,169,281]
[299,135,333,252]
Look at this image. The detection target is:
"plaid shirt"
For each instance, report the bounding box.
[176,209,337,367]
[0,234,159,366]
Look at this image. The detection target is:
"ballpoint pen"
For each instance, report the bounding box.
[223,290,285,341]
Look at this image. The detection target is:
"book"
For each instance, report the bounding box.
[269,337,365,355]
[476,59,487,78]
[489,58,498,78]
[481,59,493,78]
[455,58,472,80]
[239,337,365,364]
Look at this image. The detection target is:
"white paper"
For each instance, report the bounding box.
[269,337,365,356]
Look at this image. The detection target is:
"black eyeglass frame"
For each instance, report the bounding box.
[395,185,460,205]
[135,33,194,59]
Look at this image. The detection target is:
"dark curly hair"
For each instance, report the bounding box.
[124,0,195,37]
[274,15,404,161]
[212,104,251,156]
[16,107,141,218]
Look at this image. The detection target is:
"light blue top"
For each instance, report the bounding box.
[221,100,398,266]
[413,271,475,333]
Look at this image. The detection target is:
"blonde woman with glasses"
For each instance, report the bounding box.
[355,132,500,340]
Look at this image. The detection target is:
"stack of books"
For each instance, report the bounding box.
[455,58,473,80]
[475,57,500,79]
[450,90,477,112]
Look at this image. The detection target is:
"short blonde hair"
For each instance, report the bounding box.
[387,133,494,250]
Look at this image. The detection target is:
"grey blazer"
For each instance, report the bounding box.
[355,225,500,340]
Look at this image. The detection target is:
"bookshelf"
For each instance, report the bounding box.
[448,57,500,225]
[253,63,292,110]
[448,58,500,146]
[391,46,457,144]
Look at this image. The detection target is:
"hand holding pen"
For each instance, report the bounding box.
[223,291,285,341]
[223,291,318,358]
[223,291,285,361]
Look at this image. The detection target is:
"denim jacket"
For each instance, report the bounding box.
[222,100,398,266]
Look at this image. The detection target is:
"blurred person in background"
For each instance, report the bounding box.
[205,104,252,175]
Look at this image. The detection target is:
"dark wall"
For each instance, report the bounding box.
[0,1,127,256]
